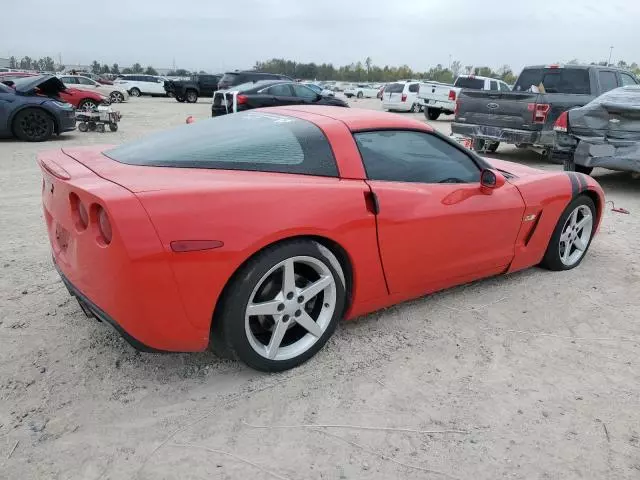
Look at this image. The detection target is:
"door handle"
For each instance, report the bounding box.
[364,191,380,215]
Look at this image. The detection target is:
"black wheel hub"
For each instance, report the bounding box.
[20,112,48,138]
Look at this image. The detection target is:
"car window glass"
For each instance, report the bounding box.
[490,80,498,91]
[598,71,619,93]
[78,77,94,85]
[499,82,510,91]
[514,68,590,94]
[105,111,338,177]
[408,83,419,93]
[61,77,77,84]
[354,130,480,184]
[385,83,404,93]
[267,84,293,96]
[292,84,318,99]
[454,77,485,89]
[620,73,637,86]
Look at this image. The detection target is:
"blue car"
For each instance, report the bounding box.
[0,75,76,142]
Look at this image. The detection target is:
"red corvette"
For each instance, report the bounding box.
[39,106,604,371]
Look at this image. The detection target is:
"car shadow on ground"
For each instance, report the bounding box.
[591,170,639,195]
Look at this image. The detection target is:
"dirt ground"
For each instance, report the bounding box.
[1,96,639,480]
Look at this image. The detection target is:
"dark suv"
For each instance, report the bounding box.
[218,71,292,90]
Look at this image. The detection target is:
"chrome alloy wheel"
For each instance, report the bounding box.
[245,256,337,361]
[559,205,593,267]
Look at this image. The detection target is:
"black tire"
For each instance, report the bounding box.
[78,122,88,132]
[185,90,198,103]
[426,108,441,120]
[487,142,500,153]
[540,195,596,271]
[12,108,54,142]
[357,91,363,99]
[96,123,106,133]
[563,158,594,175]
[78,99,98,111]
[175,96,185,103]
[211,240,347,372]
[472,138,486,152]
[109,123,118,132]
[129,87,141,97]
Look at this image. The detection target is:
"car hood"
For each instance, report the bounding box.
[14,75,66,95]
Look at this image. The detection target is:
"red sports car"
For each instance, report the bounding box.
[39,106,604,371]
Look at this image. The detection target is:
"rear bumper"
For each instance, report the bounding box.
[55,262,164,352]
[451,122,554,146]
[419,98,455,112]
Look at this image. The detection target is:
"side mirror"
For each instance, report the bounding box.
[480,169,506,193]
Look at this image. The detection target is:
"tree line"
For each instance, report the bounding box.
[9,55,640,83]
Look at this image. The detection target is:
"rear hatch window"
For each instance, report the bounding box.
[219,73,239,85]
[513,68,590,94]
[104,111,338,177]
[454,77,484,89]
[385,83,405,93]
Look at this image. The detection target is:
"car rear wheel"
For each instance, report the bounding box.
[212,240,347,371]
[129,87,141,97]
[12,108,54,142]
[110,91,125,103]
[185,90,198,103]
[426,108,440,120]
[357,91,363,99]
[540,195,596,271]
[78,99,98,111]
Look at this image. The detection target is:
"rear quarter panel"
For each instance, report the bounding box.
[136,173,388,330]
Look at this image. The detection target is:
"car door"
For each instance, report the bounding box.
[291,83,321,105]
[201,75,217,96]
[59,76,78,89]
[264,83,297,106]
[354,129,525,296]
[76,75,100,93]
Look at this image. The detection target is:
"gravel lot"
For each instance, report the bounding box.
[1,96,639,480]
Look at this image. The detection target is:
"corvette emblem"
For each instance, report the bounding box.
[523,214,537,222]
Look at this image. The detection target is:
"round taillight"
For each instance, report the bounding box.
[96,205,112,245]
[70,193,88,231]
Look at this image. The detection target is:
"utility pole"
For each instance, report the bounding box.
[608,46,614,66]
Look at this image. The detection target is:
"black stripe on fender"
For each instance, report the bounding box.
[566,172,579,197]
[575,172,587,192]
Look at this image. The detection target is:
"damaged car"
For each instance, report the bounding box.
[557,85,640,175]
[0,74,76,142]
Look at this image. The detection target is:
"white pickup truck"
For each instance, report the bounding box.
[418,75,511,120]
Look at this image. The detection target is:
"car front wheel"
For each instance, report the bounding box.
[186,90,198,103]
[540,195,596,271]
[212,240,347,371]
[12,108,54,142]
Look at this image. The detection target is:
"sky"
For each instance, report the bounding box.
[3,0,639,74]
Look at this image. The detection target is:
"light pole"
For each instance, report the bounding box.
[608,46,614,66]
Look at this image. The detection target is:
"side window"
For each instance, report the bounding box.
[499,82,510,91]
[490,80,499,91]
[267,84,293,96]
[620,73,638,86]
[408,83,419,93]
[354,130,481,184]
[61,76,77,84]
[77,77,94,85]
[598,71,619,93]
[292,84,318,99]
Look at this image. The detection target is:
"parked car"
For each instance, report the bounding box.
[0,75,76,141]
[72,72,114,85]
[212,80,348,116]
[40,106,604,371]
[114,75,167,97]
[164,74,222,103]
[555,85,640,175]
[217,71,292,91]
[2,72,109,110]
[381,81,422,112]
[419,75,511,120]
[451,64,639,159]
[302,82,335,97]
[58,75,129,103]
[344,83,380,98]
